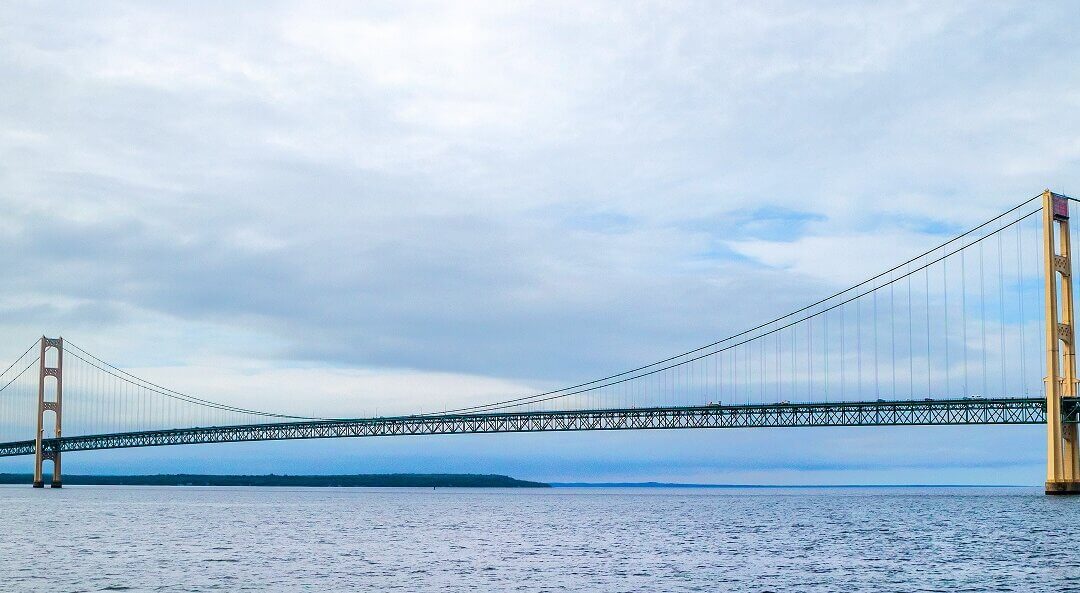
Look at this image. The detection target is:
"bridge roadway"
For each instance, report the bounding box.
[1,397,1078,458]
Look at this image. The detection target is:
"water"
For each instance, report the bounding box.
[1,485,1078,592]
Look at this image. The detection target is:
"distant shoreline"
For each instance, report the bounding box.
[550,482,1031,488]
[0,473,550,488]
[0,474,1033,488]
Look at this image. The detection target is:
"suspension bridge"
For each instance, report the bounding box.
[2,191,1079,494]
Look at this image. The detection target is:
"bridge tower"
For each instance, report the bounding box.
[1042,191,1080,494]
[33,336,63,488]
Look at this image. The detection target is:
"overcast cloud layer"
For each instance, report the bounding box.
[1,1,1078,482]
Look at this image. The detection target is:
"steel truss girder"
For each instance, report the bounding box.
[0,397,1074,458]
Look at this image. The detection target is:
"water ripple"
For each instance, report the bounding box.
[0,485,1077,592]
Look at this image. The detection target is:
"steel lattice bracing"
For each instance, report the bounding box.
[0,397,1073,458]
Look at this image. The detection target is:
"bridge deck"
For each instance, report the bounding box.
[1,397,1076,458]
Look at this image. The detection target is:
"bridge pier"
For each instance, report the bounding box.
[1041,191,1080,495]
[1046,477,1080,495]
[33,337,63,489]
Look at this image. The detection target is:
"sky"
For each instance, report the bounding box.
[1,1,1079,484]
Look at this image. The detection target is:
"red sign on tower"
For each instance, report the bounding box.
[1053,194,1069,219]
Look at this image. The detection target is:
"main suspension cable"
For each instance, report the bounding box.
[427,194,1044,415]
[64,342,325,421]
[442,206,1042,414]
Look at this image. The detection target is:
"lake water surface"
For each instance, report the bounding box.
[1,485,1078,592]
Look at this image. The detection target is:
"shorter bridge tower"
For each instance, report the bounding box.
[1042,192,1080,494]
[33,336,63,488]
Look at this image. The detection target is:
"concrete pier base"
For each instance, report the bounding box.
[1045,481,1080,495]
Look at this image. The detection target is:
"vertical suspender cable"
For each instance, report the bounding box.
[840,303,846,400]
[962,246,969,397]
[824,309,829,403]
[998,231,1007,397]
[889,278,898,397]
[980,238,988,397]
[1036,216,1046,395]
[857,298,863,398]
[731,347,735,405]
[1019,219,1028,395]
[874,289,879,398]
[775,331,780,403]
[760,332,768,401]
[791,325,796,401]
[808,318,813,402]
[908,273,914,399]
[891,281,896,398]
[719,348,724,405]
[744,342,749,405]
[944,249,951,396]
[925,262,931,398]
